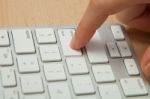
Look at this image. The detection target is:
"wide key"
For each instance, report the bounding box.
[120,78,148,97]
[12,29,35,54]
[86,31,108,63]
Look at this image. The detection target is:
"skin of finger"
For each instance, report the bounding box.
[71,0,147,49]
[141,46,150,77]
[116,4,150,32]
[70,0,108,49]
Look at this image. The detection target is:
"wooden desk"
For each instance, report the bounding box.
[0,0,150,61]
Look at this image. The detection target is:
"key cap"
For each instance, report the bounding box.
[107,42,120,58]
[48,82,72,99]
[0,30,10,46]
[20,75,44,94]
[17,55,39,73]
[22,94,48,99]
[4,89,19,99]
[124,59,139,76]
[43,63,66,81]
[92,65,115,83]
[117,41,132,57]
[35,28,56,44]
[71,75,95,95]
[66,57,88,75]
[58,29,82,56]
[120,78,148,97]
[111,25,125,40]
[86,31,108,63]
[99,84,122,99]
[12,29,35,54]
[77,95,97,99]
[39,45,61,62]
[1,68,16,87]
[0,48,13,66]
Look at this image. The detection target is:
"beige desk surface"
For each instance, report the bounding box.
[0,0,150,61]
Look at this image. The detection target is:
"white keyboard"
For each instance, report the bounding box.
[0,24,150,99]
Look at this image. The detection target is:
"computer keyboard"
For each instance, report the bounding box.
[0,24,149,99]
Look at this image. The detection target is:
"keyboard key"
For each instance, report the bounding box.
[71,75,95,95]
[43,63,66,81]
[92,65,115,83]
[48,82,72,99]
[22,94,48,99]
[12,29,35,54]
[17,55,40,73]
[120,78,148,97]
[4,89,19,99]
[111,25,125,40]
[1,68,16,87]
[86,31,108,63]
[107,42,120,58]
[117,41,132,57]
[77,95,97,99]
[124,59,139,76]
[39,45,61,62]
[0,48,13,66]
[66,57,89,75]
[0,30,10,46]
[20,75,44,94]
[35,28,56,44]
[98,84,122,99]
[58,29,82,56]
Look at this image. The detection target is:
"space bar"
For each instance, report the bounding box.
[86,31,108,63]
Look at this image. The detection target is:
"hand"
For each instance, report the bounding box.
[70,0,150,80]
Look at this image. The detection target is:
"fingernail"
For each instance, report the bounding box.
[70,36,78,49]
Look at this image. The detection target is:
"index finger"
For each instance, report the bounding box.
[70,0,108,49]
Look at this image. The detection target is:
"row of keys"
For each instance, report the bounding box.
[107,41,132,58]
[1,76,148,98]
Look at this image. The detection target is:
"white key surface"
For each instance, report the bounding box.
[124,59,139,76]
[1,68,16,87]
[107,42,120,57]
[92,64,115,83]
[77,95,97,99]
[48,82,71,99]
[117,41,132,57]
[86,31,108,63]
[12,29,35,54]
[17,55,39,73]
[43,63,66,81]
[39,45,61,62]
[66,57,88,75]
[111,25,125,40]
[4,89,19,99]
[35,28,56,44]
[0,48,13,66]
[20,75,44,94]
[99,84,122,99]
[0,30,10,46]
[120,78,148,96]
[58,29,82,56]
[71,75,95,95]
[22,94,48,99]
